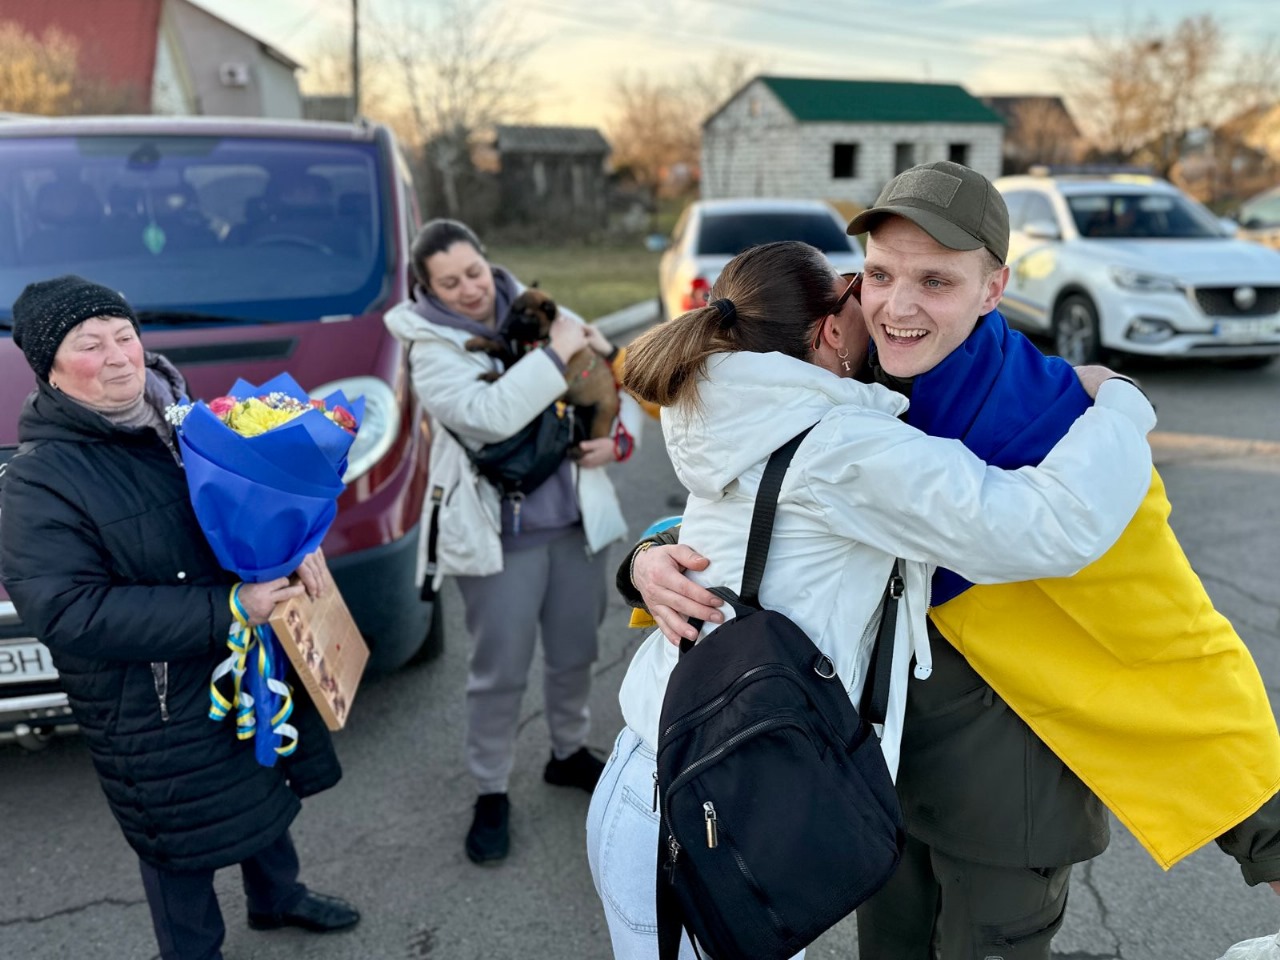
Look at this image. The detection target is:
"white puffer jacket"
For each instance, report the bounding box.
[385,300,631,585]
[618,351,1156,777]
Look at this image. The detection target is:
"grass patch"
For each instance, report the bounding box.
[488,242,662,321]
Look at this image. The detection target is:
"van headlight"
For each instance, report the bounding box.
[1108,267,1182,293]
[309,376,400,482]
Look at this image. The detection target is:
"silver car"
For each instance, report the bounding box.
[658,198,864,322]
[995,173,1280,368]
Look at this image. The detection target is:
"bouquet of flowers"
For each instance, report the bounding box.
[167,373,364,766]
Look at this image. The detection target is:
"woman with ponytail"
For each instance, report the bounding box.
[585,241,1158,959]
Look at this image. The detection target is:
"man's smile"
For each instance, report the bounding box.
[882,323,929,342]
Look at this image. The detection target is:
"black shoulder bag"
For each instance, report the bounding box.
[449,402,586,497]
[655,426,906,960]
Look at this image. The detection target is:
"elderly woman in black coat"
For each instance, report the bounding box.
[0,276,359,960]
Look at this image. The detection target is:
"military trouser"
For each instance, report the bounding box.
[857,832,1072,960]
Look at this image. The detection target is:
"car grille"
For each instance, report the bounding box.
[1192,286,1280,317]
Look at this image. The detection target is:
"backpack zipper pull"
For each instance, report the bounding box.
[652,770,659,812]
[703,801,719,848]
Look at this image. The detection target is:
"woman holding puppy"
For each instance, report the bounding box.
[384,219,635,864]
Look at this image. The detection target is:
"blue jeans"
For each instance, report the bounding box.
[585,726,805,960]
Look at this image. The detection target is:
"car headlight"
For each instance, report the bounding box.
[308,375,400,483]
[1108,267,1182,293]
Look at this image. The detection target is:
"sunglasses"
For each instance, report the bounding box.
[832,271,862,313]
[812,272,862,351]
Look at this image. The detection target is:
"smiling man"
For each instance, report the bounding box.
[621,161,1280,959]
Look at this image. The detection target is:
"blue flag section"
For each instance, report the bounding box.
[901,310,1091,606]
[174,372,364,766]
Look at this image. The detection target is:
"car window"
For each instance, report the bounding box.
[694,211,852,256]
[1021,193,1057,229]
[1003,191,1030,230]
[1241,195,1280,228]
[0,135,388,323]
[1067,192,1221,239]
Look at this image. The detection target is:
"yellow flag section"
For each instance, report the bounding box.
[930,469,1280,869]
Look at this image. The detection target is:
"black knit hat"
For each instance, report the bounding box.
[11,275,140,381]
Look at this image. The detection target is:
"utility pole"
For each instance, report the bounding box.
[351,0,361,121]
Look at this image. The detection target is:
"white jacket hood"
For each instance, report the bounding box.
[662,351,908,501]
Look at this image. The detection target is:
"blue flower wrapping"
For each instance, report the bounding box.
[176,372,365,766]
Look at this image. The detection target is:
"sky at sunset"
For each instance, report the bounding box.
[199,0,1276,128]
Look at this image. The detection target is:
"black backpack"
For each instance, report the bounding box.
[655,427,906,960]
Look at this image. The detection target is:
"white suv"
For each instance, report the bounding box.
[994,172,1280,368]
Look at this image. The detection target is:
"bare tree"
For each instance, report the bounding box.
[607,54,765,198]
[297,30,398,128]
[1006,99,1084,172]
[367,0,537,218]
[1064,14,1276,178]
[607,72,696,196]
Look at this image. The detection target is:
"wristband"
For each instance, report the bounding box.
[628,540,655,591]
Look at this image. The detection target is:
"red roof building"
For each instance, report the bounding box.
[0,0,301,117]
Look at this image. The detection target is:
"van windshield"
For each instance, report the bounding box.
[0,135,388,325]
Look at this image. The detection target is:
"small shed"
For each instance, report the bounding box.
[494,125,611,234]
[701,76,1004,204]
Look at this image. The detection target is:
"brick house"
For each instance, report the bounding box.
[701,76,1004,205]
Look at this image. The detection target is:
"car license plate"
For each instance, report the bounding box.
[1215,318,1277,342]
[0,639,59,684]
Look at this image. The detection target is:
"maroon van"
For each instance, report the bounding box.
[0,116,437,748]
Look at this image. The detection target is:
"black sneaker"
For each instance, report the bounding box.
[543,747,605,793]
[465,793,510,864]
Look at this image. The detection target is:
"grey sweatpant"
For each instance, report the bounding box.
[455,526,608,795]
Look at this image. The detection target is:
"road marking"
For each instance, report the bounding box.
[1152,431,1280,473]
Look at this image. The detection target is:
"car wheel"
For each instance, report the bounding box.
[407,594,445,666]
[1053,294,1104,365]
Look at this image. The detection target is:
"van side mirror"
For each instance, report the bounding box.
[1022,220,1061,241]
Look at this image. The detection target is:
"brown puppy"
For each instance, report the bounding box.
[465,287,620,442]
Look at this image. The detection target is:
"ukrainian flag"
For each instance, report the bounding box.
[913,312,1280,869]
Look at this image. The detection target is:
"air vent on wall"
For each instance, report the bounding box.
[219,62,250,87]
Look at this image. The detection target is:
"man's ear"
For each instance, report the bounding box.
[980,264,1010,314]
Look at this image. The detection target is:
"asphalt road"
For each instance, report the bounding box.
[1,332,1278,960]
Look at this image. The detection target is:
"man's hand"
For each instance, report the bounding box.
[634,544,724,645]
[1073,364,1124,399]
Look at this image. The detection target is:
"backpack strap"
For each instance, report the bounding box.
[860,559,905,727]
[679,426,815,653]
[739,426,816,608]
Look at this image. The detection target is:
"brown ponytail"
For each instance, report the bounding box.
[622,241,838,409]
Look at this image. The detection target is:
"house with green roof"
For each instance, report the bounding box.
[701,76,1004,205]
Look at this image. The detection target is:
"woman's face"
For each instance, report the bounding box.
[811,274,870,378]
[425,241,496,324]
[49,316,146,407]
